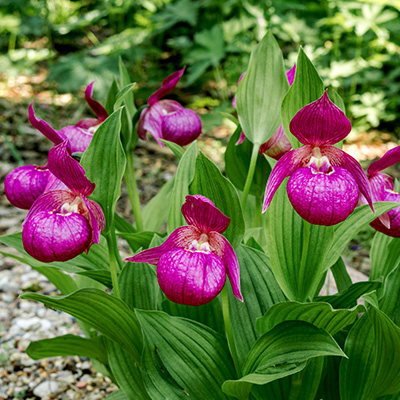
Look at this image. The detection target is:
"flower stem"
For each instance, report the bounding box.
[241,143,260,211]
[125,150,143,232]
[221,286,241,377]
[105,228,121,299]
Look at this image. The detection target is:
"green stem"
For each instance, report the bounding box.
[221,286,241,377]
[241,143,260,211]
[125,151,143,232]
[106,229,121,299]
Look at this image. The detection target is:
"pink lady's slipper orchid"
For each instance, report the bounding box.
[233,66,295,160]
[4,105,68,210]
[263,91,374,226]
[137,69,202,147]
[59,82,108,153]
[22,141,105,262]
[361,146,400,237]
[127,195,242,306]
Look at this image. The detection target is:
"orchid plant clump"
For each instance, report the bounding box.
[2,32,400,400]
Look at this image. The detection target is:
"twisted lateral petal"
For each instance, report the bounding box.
[181,195,230,234]
[125,225,200,264]
[148,68,185,106]
[322,146,374,210]
[48,141,95,197]
[263,145,313,212]
[287,63,296,86]
[138,103,164,144]
[83,197,104,248]
[289,91,351,146]
[368,146,400,177]
[259,125,292,160]
[84,82,108,121]
[208,231,243,301]
[4,165,50,210]
[29,103,64,145]
[161,108,202,146]
[59,126,93,154]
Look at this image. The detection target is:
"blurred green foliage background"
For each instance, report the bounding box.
[0,0,400,136]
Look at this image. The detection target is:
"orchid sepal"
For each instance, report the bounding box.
[148,68,185,106]
[368,146,400,177]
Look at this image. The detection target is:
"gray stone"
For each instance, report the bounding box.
[33,380,60,398]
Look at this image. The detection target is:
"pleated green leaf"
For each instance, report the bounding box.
[227,244,286,369]
[281,47,324,149]
[27,334,108,365]
[330,257,353,292]
[20,289,142,361]
[323,202,400,271]
[136,310,235,400]
[77,270,112,289]
[160,139,185,159]
[380,264,400,327]
[117,231,158,252]
[105,390,129,400]
[222,321,346,399]
[264,180,334,301]
[190,151,244,249]
[236,30,288,145]
[370,232,400,281]
[225,125,271,198]
[256,301,363,337]
[340,305,400,399]
[106,339,150,400]
[81,108,126,234]
[167,142,197,233]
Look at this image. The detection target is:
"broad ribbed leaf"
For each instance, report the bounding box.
[32,266,77,294]
[81,108,125,234]
[190,151,245,248]
[330,257,352,292]
[314,280,382,309]
[227,244,285,369]
[264,180,334,301]
[160,139,185,159]
[118,231,157,252]
[256,301,363,337]
[119,262,162,311]
[222,321,346,399]
[380,264,400,327]
[167,142,197,233]
[27,334,108,365]
[340,306,400,399]
[281,48,324,149]
[225,125,271,198]
[236,31,288,145]
[323,202,400,271]
[77,270,112,288]
[106,339,150,400]
[105,79,119,115]
[136,310,235,400]
[370,232,400,281]
[113,83,136,111]
[20,289,142,361]
[105,390,129,400]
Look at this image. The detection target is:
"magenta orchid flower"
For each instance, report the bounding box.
[361,146,400,237]
[127,195,242,306]
[59,82,108,153]
[4,104,67,209]
[22,141,105,262]
[263,91,374,226]
[137,69,202,147]
[233,66,295,161]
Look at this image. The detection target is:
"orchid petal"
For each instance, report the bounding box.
[83,197,104,247]
[75,118,101,130]
[140,103,164,145]
[287,64,296,86]
[289,91,351,146]
[263,146,313,212]
[126,226,200,265]
[368,146,400,177]
[235,132,246,145]
[148,69,185,106]
[181,195,230,234]
[84,82,108,121]
[47,141,95,197]
[137,107,150,140]
[44,173,69,192]
[259,125,292,160]
[322,145,373,210]
[29,103,64,145]
[59,126,93,153]
[208,231,243,301]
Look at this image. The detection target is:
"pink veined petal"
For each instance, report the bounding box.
[59,125,93,153]
[259,125,292,160]
[44,172,69,192]
[87,199,105,233]
[235,132,246,145]
[47,141,95,197]
[29,103,64,146]
[84,82,108,121]
[181,195,230,234]
[287,64,296,86]
[263,145,313,212]
[148,68,185,106]
[289,91,352,147]
[141,103,164,145]
[137,107,150,140]
[24,190,75,223]
[208,231,243,302]
[83,197,104,249]
[75,118,101,130]
[367,173,393,229]
[322,145,374,211]
[126,225,200,264]
[368,146,400,177]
